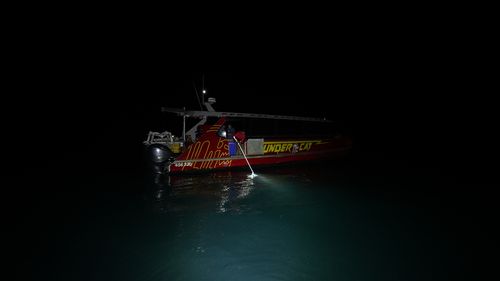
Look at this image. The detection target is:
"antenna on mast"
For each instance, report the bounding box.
[193,82,203,110]
[202,73,206,102]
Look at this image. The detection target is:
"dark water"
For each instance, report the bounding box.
[12,156,497,281]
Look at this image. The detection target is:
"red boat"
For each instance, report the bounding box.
[144,97,352,174]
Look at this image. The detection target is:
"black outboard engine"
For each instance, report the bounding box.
[148,144,173,174]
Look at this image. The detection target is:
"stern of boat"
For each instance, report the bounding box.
[144,130,183,174]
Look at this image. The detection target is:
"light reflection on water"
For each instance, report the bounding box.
[144,167,330,281]
[149,169,305,215]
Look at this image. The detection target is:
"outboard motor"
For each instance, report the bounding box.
[149,144,172,164]
[148,144,173,174]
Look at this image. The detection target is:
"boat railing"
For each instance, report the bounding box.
[143,131,174,145]
[144,131,185,154]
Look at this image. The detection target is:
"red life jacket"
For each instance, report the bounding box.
[234,131,246,142]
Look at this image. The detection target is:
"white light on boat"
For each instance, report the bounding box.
[202,89,206,94]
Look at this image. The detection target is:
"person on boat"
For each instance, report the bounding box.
[226,124,235,139]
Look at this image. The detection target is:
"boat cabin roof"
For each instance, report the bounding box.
[162,107,332,123]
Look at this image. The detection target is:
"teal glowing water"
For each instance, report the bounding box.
[21,163,489,280]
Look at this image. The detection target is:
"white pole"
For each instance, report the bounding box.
[233,136,256,177]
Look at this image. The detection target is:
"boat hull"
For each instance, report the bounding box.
[168,139,351,174]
